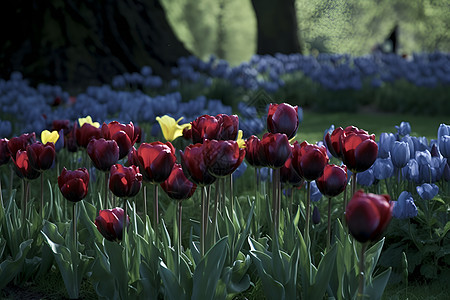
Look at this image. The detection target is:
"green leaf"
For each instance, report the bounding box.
[308,244,337,300]
[191,237,228,300]
[250,250,285,300]
[364,267,391,300]
[159,260,187,300]
[0,239,33,289]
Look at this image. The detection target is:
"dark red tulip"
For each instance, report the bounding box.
[345,190,392,243]
[267,103,299,139]
[245,135,265,167]
[102,121,137,159]
[280,151,303,186]
[109,164,142,198]
[126,146,139,167]
[161,163,197,201]
[204,139,245,178]
[26,142,56,171]
[182,126,192,140]
[58,167,89,202]
[191,114,220,143]
[95,207,130,242]
[180,143,216,186]
[87,138,120,172]
[216,114,239,140]
[341,130,378,173]
[137,142,176,183]
[325,126,369,159]
[76,123,102,148]
[0,138,10,165]
[52,119,71,135]
[259,133,291,168]
[7,132,36,157]
[134,125,143,143]
[12,150,40,180]
[292,141,329,181]
[316,164,348,197]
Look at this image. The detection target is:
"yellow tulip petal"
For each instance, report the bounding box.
[156,115,191,142]
[237,130,246,149]
[78,115,100,128]
[41,130,60,144]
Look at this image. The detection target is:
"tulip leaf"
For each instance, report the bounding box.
[250,250,285,300]
[308,244,337,300]
[0,239,33,290]
[90,243,119,300]
[363,267,392,300]
[159,260,187,300]
[104,239,128,298]
[191,237,228,300]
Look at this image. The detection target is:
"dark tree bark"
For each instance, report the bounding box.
[251,0,302,55]
[0,0,191,91]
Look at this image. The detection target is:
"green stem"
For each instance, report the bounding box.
[305,180,311,245]
[200,186,207,257]
[21,180,28,225]
[357,243,368,300]
[177,201,182,283]
[213,180,220,244]
[351,172,357,199]
[154,184,159,226]
[229,174,233,215]
[342,182,347,226]
[40,173,44,218]
[327,197,332,250]
[143,185,147,223]
[104,172,109,209]
[123,198,129,296]
[73,202,78,250]
[9,165,14,199]
[0,175,4,210]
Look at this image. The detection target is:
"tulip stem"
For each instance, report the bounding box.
[200,186,207,257]
[305,180,311,247]
[342,183,347,227]
[357,242,368,300]
[143,185,147,222]
[21,180,29,225]
[0,176,4,211]
[9,165,14,199]
[327,197,332,250]
[177,201,182,283]
[73,202,78,250]
[123,198,129,295]
[351,172,357,199]
[104,172,109,209]
[213,180,220,244]
[229,174,234,215]
[154,184,159,226]
[40,173,44,218]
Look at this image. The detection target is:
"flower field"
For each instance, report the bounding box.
[0,52,449,299]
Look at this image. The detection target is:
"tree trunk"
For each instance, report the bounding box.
[0,0,191,91]
[251,0,302,55]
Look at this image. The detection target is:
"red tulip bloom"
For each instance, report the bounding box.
[292,141,329,181]
[180,143,216,186]
[345,190,392,243]
[259,133,291,168]
[191,115,220,143]
[137,142,176,183]
[76,123,102,148]
[316,164,348,197]
[280,152,303,186]
[52,119,71,135]
[12,150,40,180]
[267,103,299,139]
[87,138,120,172]
[161,163,197,201]
[341,130,378,173]
[204,139,245,178]
[102,121,137,159]
[325,126,371,160]
[95,208,130,242]
[216,114,239,140]
[58,167,89,202]
[7,132,36,157]
[245,135,265,167]
[109,164,142,198]
[126,146,139,167]
[0,138,10,165]
[26,142,56,171]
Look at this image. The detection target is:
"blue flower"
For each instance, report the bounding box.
[402,159,419,182]
[395,121,411,136]
[357,166,374,186]
[232,161,247,180]
[0,120,12,138]
[378,132,395,159]
[416,183,439,200]
[401,135,415,159]
[391,141,410,168]
[439,135,450,159]
[312,206,321,225]
[392,191,417,219]
[373,157,394,180]
[310,181,322,202]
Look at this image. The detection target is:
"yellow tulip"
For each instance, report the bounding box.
[41,130,60,144]
[156,115,191,142]
[236,130,246,149]
[78,115,100,128]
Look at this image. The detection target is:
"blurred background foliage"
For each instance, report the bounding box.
[161,0,449,64]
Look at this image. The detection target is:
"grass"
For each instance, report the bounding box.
[298,110,444,144]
